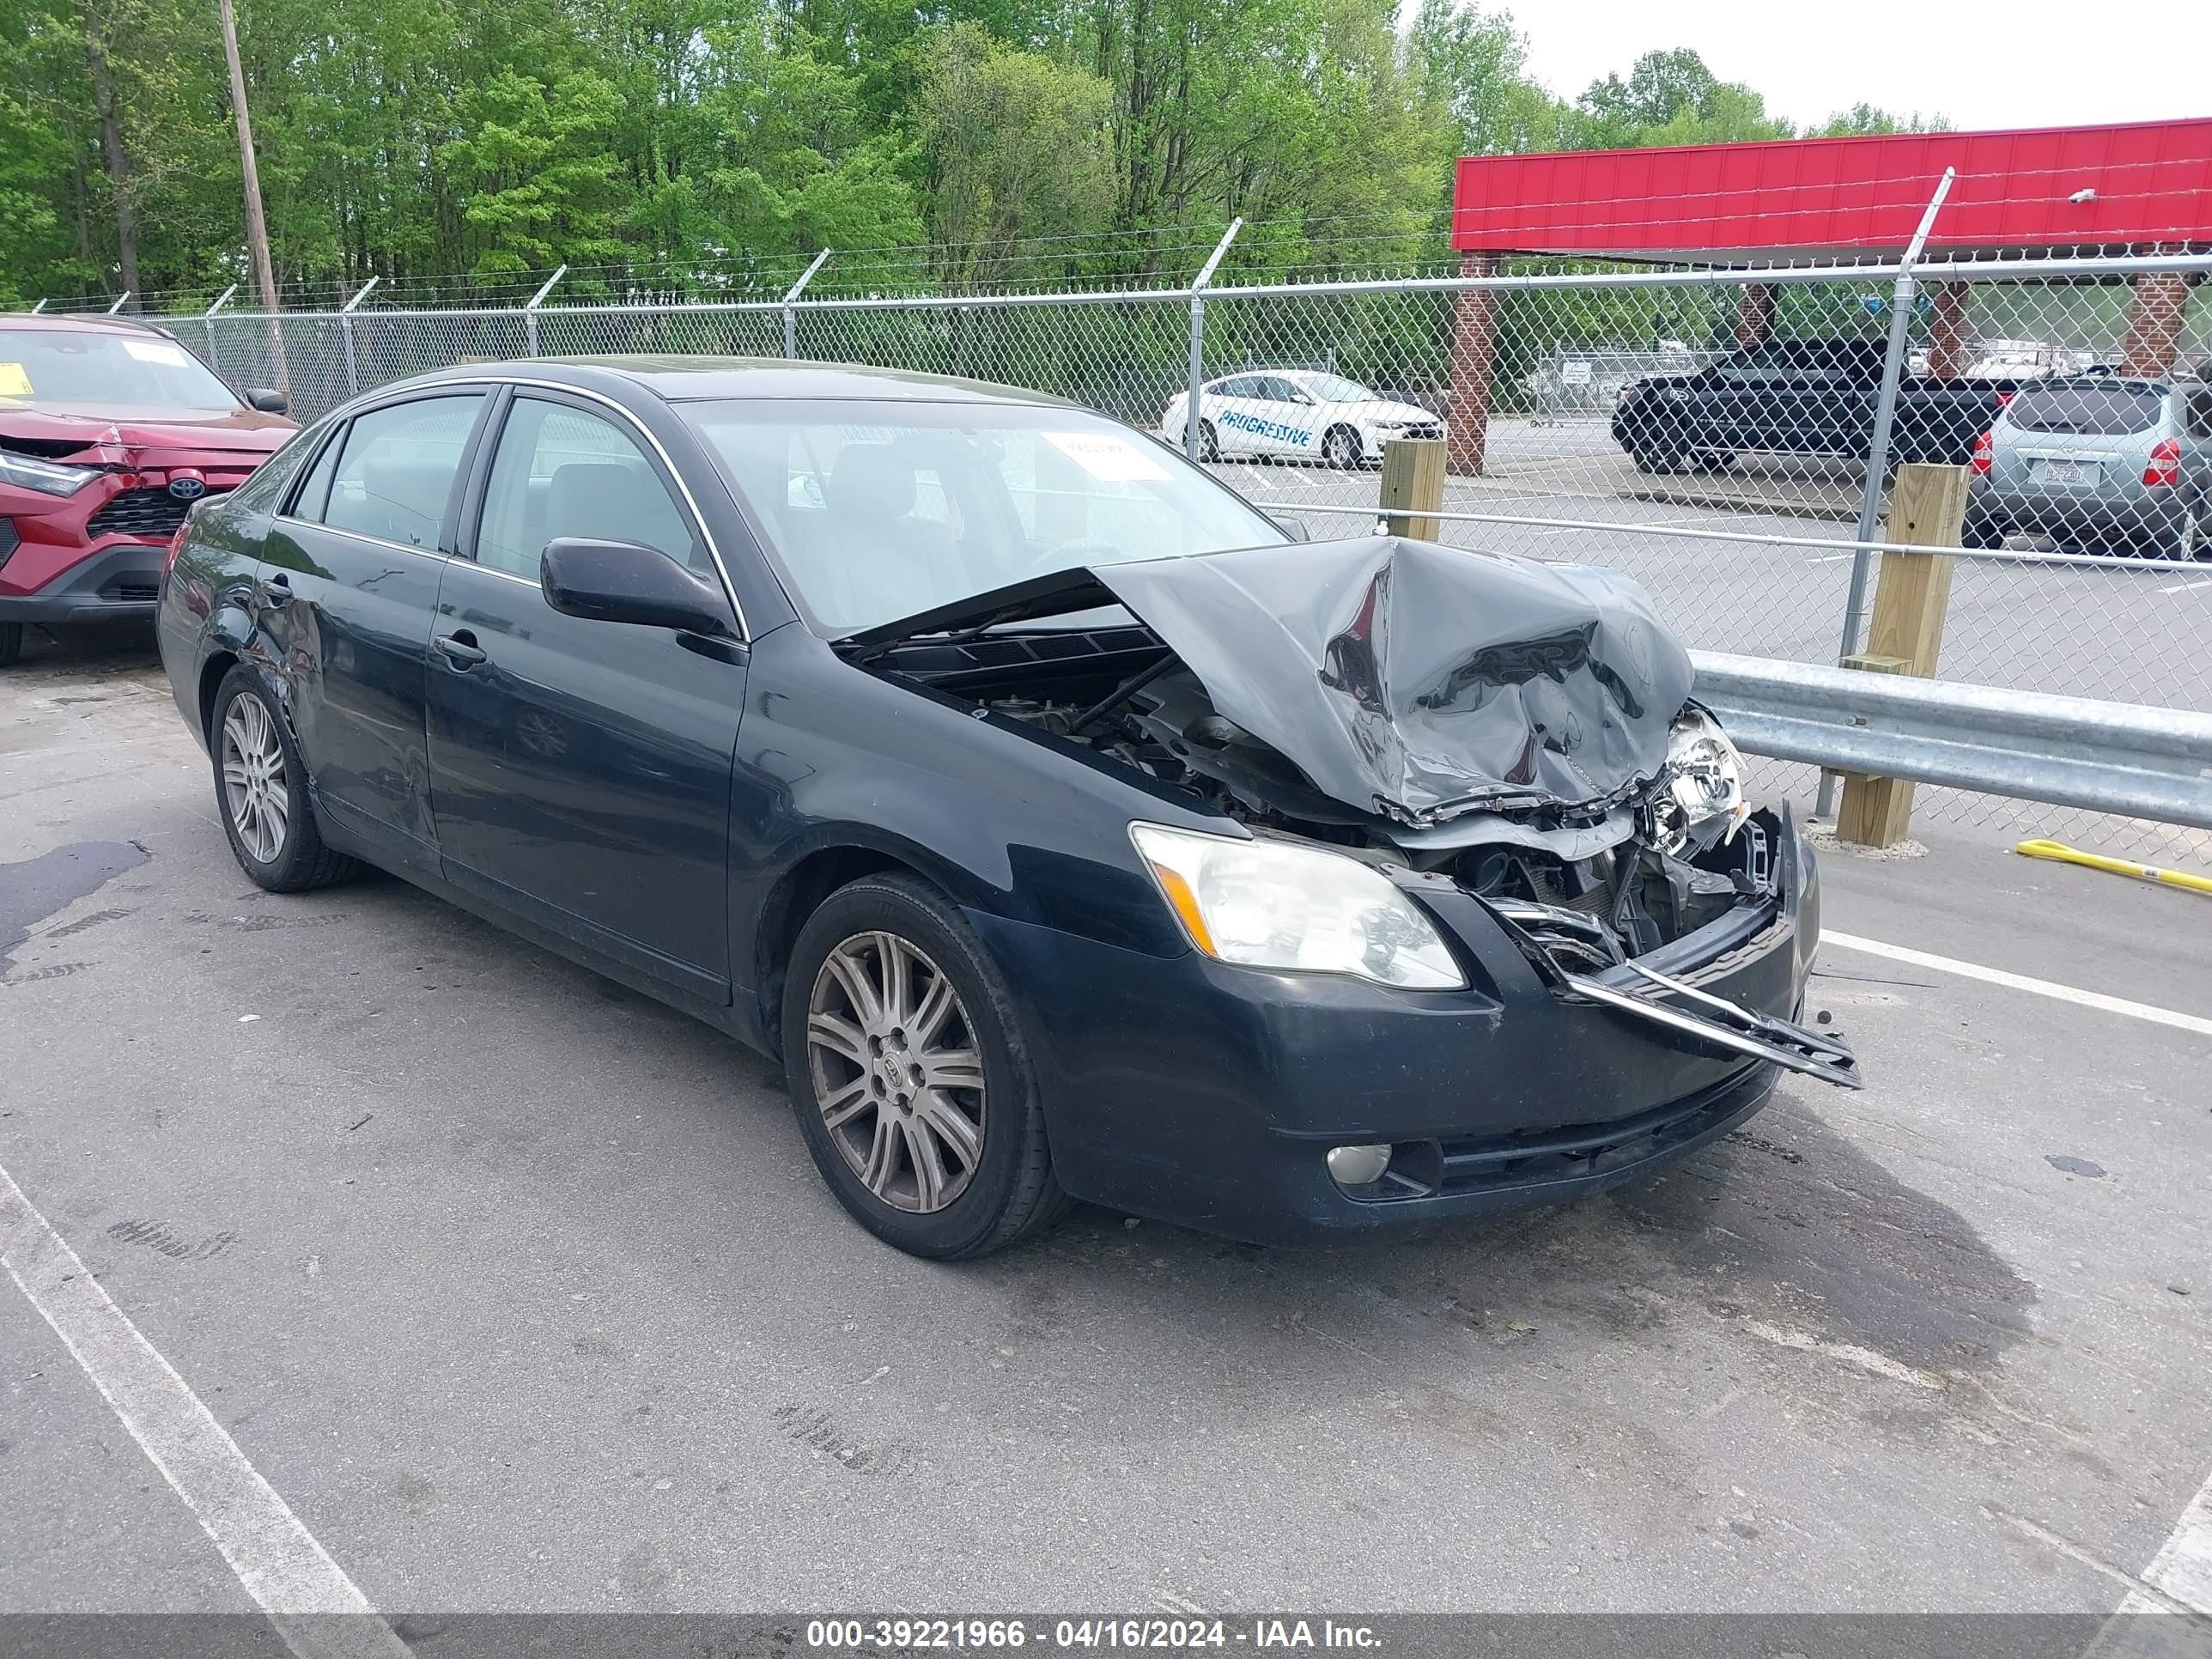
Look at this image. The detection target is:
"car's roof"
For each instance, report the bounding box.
[404,356,1085,409]
[0,312,176,337]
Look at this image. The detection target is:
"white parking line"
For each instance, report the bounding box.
[2079,1462,2212,1656]
[1824,932,2212,1038]
[0,1161,410,1659]
[2157,576,2212,595]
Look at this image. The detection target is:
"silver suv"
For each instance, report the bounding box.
[1966,374,2212,559]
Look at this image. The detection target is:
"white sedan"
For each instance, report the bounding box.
[1160,370,1445,469]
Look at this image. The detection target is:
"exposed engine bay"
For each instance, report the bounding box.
[982,664,1773,963]
[842,536,1856,1090]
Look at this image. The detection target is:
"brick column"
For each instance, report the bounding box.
[1925,283,1972,379]
[1732,283,1777,350]
[1447,252,1500,477]
[2120,271,2193,378]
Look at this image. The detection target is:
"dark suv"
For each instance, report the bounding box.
[1612,337,2020,474]
[0,313,294,665]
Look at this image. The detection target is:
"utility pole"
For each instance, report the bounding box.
[217,0,277,313]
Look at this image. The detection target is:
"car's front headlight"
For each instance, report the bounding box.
[1651,707,1748,854]
[0,451,100,497]
[1128,823,1465,990]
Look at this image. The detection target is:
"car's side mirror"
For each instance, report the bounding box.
[540,538,734,637]
[245,387,288,414]
[1268,513,1310,542]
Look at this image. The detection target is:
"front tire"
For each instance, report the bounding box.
[0,622,22,667]
[782,874,1068,1259]
[1322,425,1364,470]
[1195,420,1220,463]
[210,665,360,892]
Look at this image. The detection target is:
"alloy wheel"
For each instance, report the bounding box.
[220,694,289,864]
[1324,428,1360,468]
[806,932,986,1214]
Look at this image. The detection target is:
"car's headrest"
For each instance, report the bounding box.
[826,443,917,524]
[547,460,665,547]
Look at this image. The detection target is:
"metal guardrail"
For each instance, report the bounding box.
[1688,653,2212,831]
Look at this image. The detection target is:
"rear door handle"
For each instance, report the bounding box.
[434,631,487,667]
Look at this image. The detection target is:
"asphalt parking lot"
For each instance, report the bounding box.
[3,629,2210,1632]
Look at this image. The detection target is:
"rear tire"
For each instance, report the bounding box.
[782,874,1070,1259]
[2179,501,2209,562]
[0,623,21,668]
[210,665,361,893]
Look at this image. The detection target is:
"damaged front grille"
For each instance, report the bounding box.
[87,487,226,542]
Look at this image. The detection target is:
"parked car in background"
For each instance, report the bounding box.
[157,356,1853,1259]
[1161,370,1444,468]
[0,313,293,665]
[1966,374,2211,558]
[1610,337,2021,474]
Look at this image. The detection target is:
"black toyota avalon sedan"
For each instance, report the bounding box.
[156,357,1855,1258]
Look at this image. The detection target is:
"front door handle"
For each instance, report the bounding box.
[262,573,291,605]
[434,631,488,667]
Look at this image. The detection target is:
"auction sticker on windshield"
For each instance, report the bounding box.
[1044,428,1171,483]
[123,339,192,367]
[0,363,31,397]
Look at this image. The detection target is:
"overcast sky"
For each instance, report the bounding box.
[1504,0,2212,133]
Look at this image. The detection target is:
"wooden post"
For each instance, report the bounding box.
[1836,462,1968,848]
[1380,438,1447,540]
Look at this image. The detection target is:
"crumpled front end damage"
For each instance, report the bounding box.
[844,534,1856,1092]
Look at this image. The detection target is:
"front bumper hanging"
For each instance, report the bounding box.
[1482,898,1862,1091]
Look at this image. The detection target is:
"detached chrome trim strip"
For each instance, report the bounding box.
[1565,969,1861,1091]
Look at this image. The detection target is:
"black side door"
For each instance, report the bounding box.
[424,387,747,1004]
[257,390,491,878]
[1701,346,1789,453]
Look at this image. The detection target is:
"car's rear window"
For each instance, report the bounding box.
[2007,384,2166,436]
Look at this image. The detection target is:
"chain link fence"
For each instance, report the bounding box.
[139,244,2212,860]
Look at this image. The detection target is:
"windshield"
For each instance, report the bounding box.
[0,328,241,416]
[2006,382,2166,436]
[1298,372,1380,404]
[684,399,1288,636]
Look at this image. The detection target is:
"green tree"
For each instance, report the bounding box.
[915,22,1115,284]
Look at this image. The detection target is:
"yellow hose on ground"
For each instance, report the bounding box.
[2015,838,2212,896]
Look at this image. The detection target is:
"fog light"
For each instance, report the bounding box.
[1326,1144,1391,1188]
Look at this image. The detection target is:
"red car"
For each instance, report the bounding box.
[0,313,295,666]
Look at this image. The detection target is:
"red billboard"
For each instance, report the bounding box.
[1451,119,2212,260]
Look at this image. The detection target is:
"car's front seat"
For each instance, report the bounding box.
[821,443,961,624]
[545,461,696,567]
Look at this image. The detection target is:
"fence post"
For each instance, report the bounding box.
[29,299,47,314]
[1835,462,1969,848]
[782,248,834,360]
[338,276,380,396]
[1381,439,1448,539]
[1185,218,1243,460]
[1820,166,1956,819]
[202,284,237,375]
[106,292,132,315]
[522,264,567,359]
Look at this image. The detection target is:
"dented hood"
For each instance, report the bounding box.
[1091,536,1692,824]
